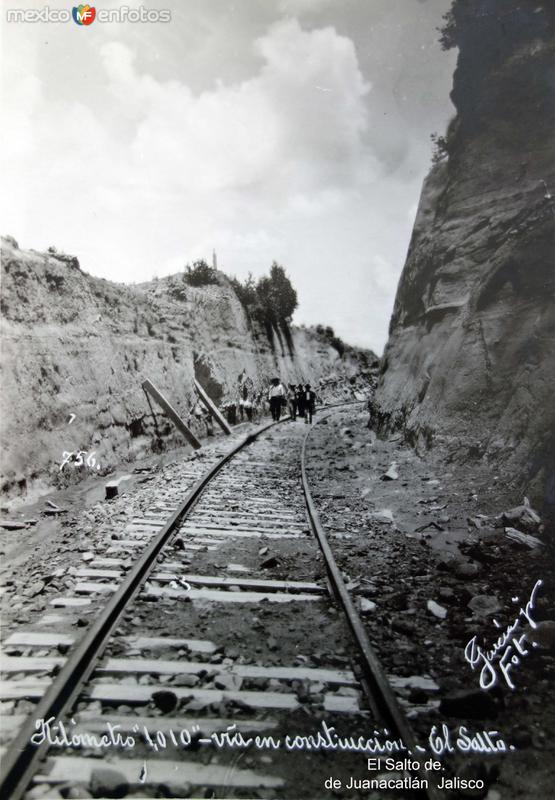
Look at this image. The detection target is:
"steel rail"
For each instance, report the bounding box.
[301,408,443,800]
[0,417,285,800]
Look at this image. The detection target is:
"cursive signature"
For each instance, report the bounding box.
[464,579,543,690]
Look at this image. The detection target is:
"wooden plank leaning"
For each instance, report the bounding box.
[142,379,202,449]
[194,378,231,435]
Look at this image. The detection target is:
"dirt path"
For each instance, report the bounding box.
[305,406,555,799]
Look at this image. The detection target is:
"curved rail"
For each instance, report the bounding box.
[0,417,285,800]
[301,407,442,800]
[2,400,437,800]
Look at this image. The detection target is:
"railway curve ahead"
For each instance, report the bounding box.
[0,410,440,800]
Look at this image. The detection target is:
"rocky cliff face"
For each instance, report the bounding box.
[0,237,375,504]
[376,0,555,509]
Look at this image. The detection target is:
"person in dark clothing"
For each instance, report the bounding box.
[296,383,306,418]
[239,383,250,421]
[221,398,237,425]
[268,378,286,421]
[304,384,316,424]
[192,399,214,436]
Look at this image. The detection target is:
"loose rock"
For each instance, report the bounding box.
[467,594,501,617]
[455,561,481,579]
[172,673,200,687]
[504,527,542,549]
[90,768,128,799]
[359,597,377,614]
[0,520,28,531]
[427,599,447,620]
[22,581,45,598]
[151,689,178,713]
[370,509,394,525]
[215,673,243,691]
[501,499,541,533]
[381,463,399,481]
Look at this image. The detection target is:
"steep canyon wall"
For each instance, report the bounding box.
[0,237,374,504]
[376,0,555,508]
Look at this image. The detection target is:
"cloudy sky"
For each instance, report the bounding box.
[1,0,456,353]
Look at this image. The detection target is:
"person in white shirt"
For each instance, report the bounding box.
[268,378,286,421]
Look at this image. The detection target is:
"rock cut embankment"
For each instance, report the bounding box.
[376,0,555,510]
[0,236,375,504]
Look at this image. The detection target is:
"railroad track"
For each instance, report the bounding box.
[0,409,440,800]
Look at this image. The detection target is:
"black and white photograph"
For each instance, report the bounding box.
[0,1,554,799]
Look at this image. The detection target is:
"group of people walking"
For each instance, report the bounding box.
[189,376,319,440]
[268,379,316,423]
[213,374,319,429]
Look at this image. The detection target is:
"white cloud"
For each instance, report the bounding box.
[0,7,454,353]
[94,20,372,197]
[1,17,375,260]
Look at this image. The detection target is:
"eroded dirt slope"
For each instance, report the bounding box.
[0,236,374,506]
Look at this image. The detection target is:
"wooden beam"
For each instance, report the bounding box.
[142,379,201,449]
[194,378,231,434]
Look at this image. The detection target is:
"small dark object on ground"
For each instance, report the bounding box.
[151,689,178,713]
